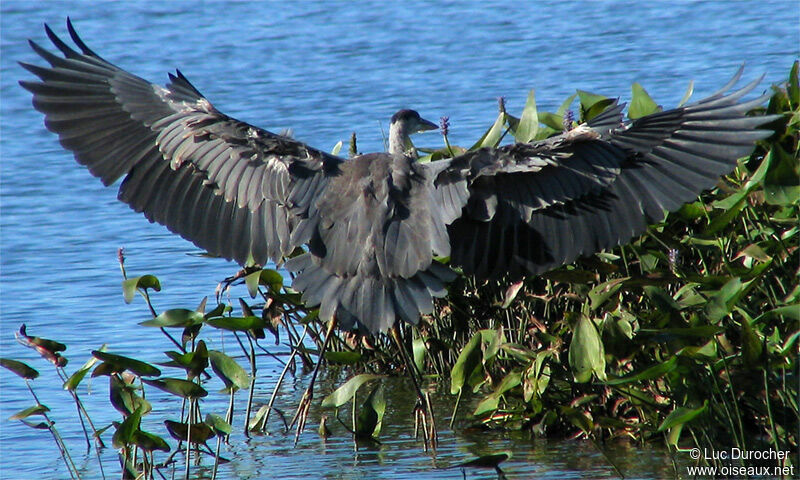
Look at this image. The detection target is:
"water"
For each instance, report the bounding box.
[1,1,797,478]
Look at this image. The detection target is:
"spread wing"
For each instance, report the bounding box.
[20,19,343,265]
[431,69,776,280]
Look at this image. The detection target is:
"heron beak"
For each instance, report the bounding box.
[417,117,439,133]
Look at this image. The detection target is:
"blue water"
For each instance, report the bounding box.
[1,1,797,478]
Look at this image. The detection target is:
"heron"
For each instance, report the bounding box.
[21,20,775,444]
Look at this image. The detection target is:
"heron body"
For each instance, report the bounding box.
[21,20,775,334]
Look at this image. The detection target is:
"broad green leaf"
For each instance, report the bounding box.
[675,340,718,361]
[205,413,232,436]
[763,145,800,206]
[122,275,161,304]
[324,351,362,365]
[412,336,426,373]
[112,407,143,449]
[133,430,170,452]
[788,60,799,107]
[643,286,681,312]
[142,378,208,399]
[556,92,578,117]
[606,357,678,385]
[331,140,343,156]
[0,358,39,380]
[245,268,285,298]
[64,345,106,390]
[162,341,208,379]
[473,395,499,417]
[450,332,482,394]
[589,277,629,310]
[355,383,386,438]
[628,82,660,119]
[469,110,507,150]
[515,89,539,143]
[206,316,266,332]
[577,89,608,113]
[208,350,250,391]
[740,316,763,364]
[537,111,564,131]
[321,374,382,409]
[91,351,161,377]
[110,375,151,416]
[559,406,594,433]
[657,402,707,432]
[164,420,214,443]
[568,315,606,383]
[9,404,49,420]
[140,309,204,328]
[705,277,750,322]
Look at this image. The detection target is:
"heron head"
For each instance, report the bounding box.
[390,109,438,135]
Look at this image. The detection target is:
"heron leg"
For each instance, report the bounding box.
[290,316,337,445]
[391,324,438,451]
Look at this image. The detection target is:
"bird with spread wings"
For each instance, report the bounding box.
[21,20,774,336]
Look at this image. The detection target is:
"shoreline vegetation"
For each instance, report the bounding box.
[4,62,798,479]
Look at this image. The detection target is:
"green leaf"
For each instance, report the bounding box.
[142,378,208,399]
[657,402,707,432]
[355,383,386,438]
[208,350,250,391]
[589,277,629,310]
[0,358,39,380]
[788,60,799,107]
[740,316,763,364]
[206,316,266,332]
[122,275,161,304]
[763,145,800,206]
[606,357,678,385]
[450,332,483,394]
[469,110,507,150]
[321,374,383,409]
[132,430,170,452]
[323,351,362,365]
[628,82,660,119]
[704,277,749,322]
[556,92,578,117]
[91,351,161,377]
[9,404,49,420]
[515,89,539,143]
[205,413,232,436]
[163,341,208,379]
[64,345,106,390]
[559,406,594,433]
[140,309,204,328]
[245,269,285,298]
[577,90,608,113]
[110,375,151,416]
[164,420,215,443]
[568,315,606,383]
[412,336,426,373]
[112,406,143,448]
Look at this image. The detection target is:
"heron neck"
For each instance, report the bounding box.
[388,122,415,157]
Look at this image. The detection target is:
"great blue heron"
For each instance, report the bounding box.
[21,20,775,444]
